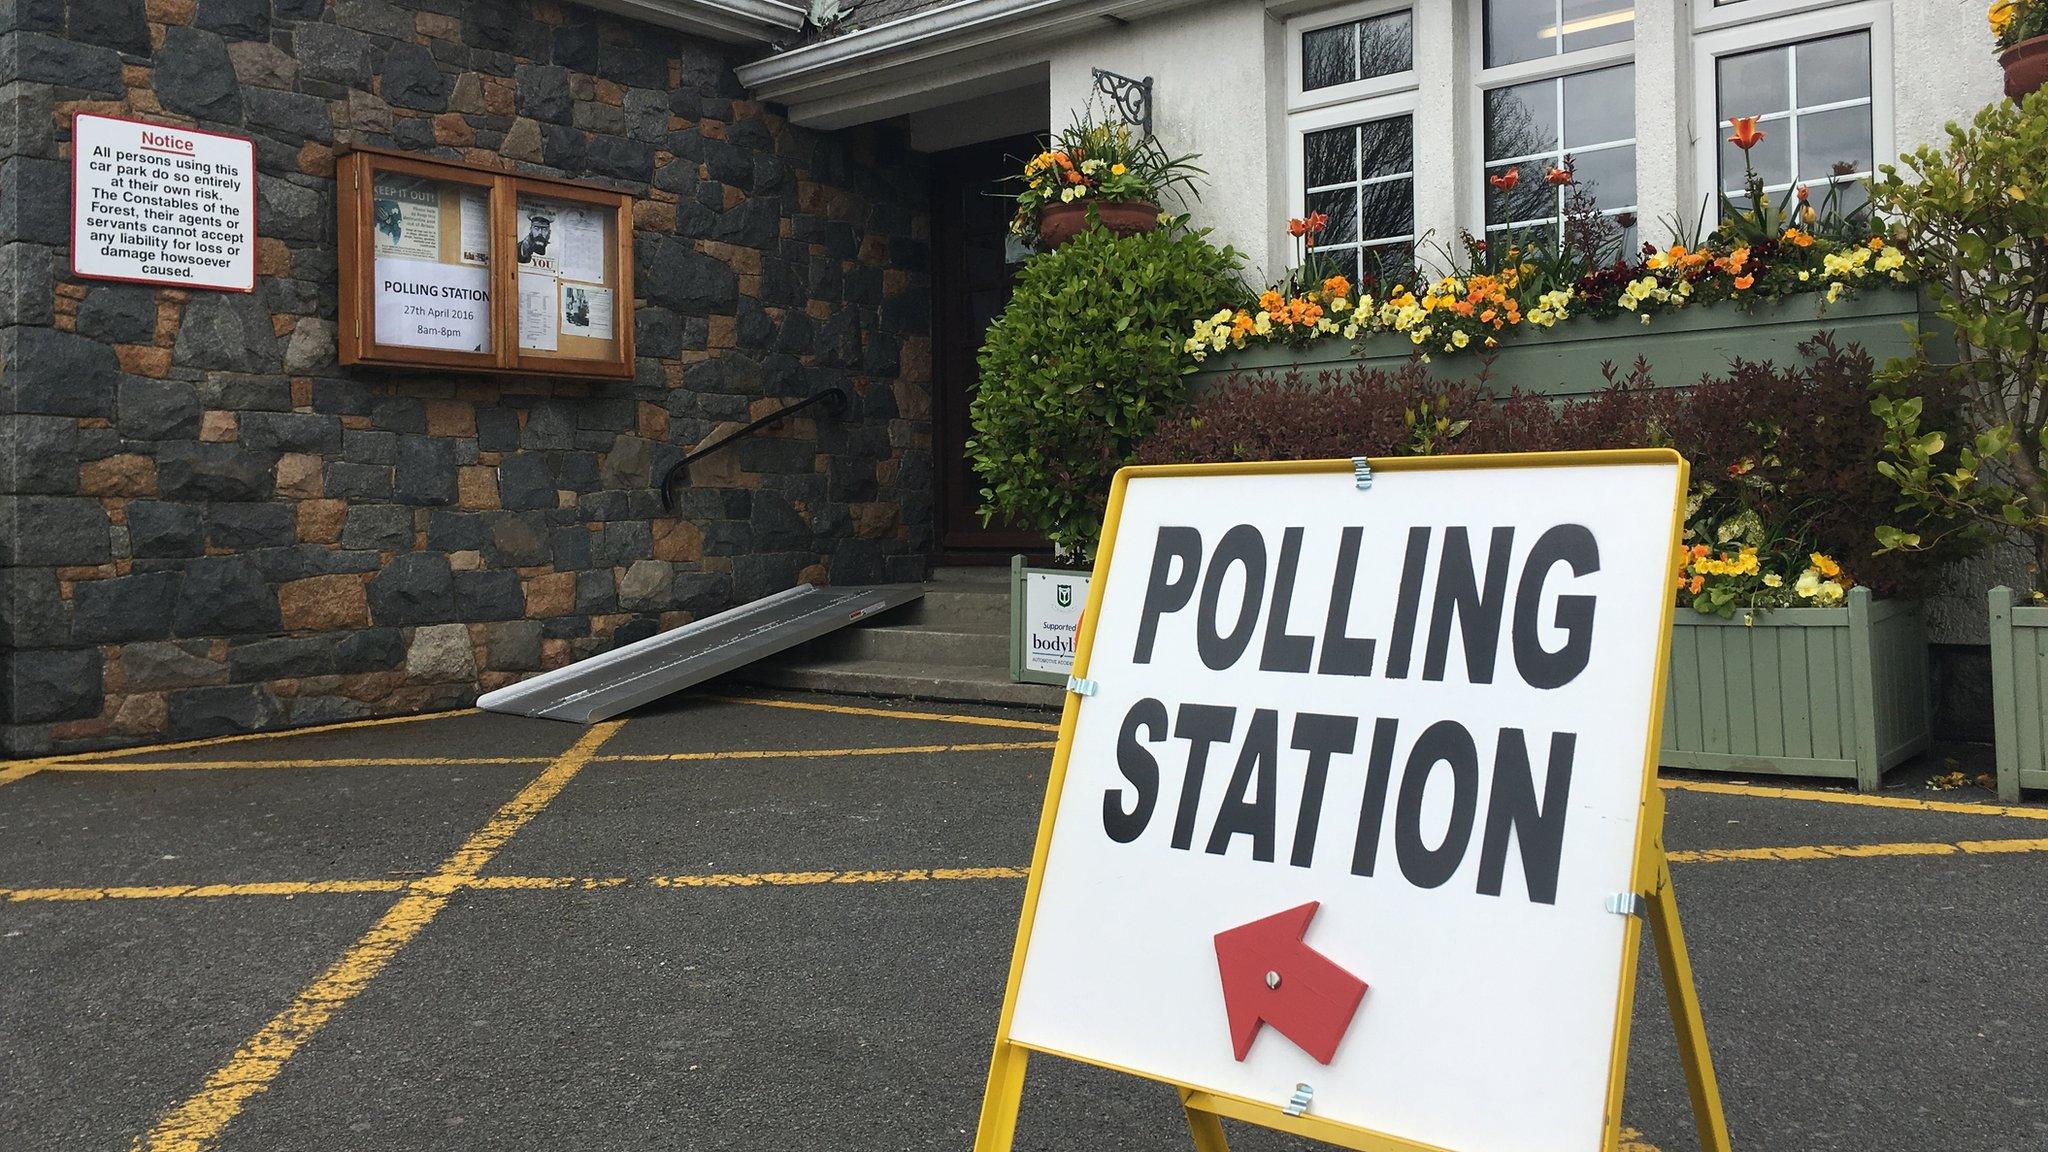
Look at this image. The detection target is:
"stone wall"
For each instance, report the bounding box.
[1,0,935,754]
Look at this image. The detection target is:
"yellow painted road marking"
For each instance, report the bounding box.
[129,720,622,1152]
[598,740,1057,763]
[20,708,482,768]
[4,879,409,902]
[0,762,44,789]
[1663,778,2048,822]
[44,756,547,772]
[715,693,1060,733]
[1669,836,2048,865]
[644,865,1028,888]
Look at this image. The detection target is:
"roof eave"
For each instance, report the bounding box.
[575,0,808,45]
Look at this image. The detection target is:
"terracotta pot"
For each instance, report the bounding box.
[2001,33,2048,101]
[1037,199,1160,249]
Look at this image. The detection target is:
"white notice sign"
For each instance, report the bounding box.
[71,113,256,292]
[373,257,490,352]
[1004,455,1686,1152]
[1023,570,1089,675]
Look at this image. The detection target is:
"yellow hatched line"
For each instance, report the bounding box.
[1668,836,2048,865]
[713,693,1060,732]
[19,709,480,768]
[23,741,1056,775]
[597,740,1057,763]
[128,720,623,1152]
[4,879,409,902]
[0,762,44,789]
[1662,778,2048,822]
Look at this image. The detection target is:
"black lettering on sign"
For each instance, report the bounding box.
[1513,523,1601,689]
[1259,527,1315,673]
[1197,524,1266,670]
[1423,526,1514,684]
[1477,729,1576,904]
[1205,708,1279,861]
[1394,720,1479,890]
[1349,717,1401,877]
[1105,697,1168,843]
[1288,712,1358,868]
[1317,525,1375,677]
[1134,526,1202,664]
[1383,526,1431,679]
[1170,703,1237,850]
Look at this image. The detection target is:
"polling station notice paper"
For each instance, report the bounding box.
[71,114,255,292]
[1004,456,1685,1152]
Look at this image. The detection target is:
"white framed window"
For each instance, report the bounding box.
[1691,1,1892,220]
[1469,1,1639,250]
[1285,1,1420,286]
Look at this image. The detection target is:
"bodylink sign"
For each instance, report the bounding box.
[974,453,1726,1152]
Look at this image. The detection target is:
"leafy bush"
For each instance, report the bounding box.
[1867,90,2048,590]
[1139,338,1968,606]
[970,223,1241,559]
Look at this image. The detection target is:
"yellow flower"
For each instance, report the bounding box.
[1992,0,2016,35]
[1810,552,1842,578]
[1110,162,1127,176]
[1762,573,1783,588]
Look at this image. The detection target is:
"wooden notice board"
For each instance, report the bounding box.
[338,148,634,379]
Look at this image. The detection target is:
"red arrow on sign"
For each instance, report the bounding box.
[1214,901,1367,1064]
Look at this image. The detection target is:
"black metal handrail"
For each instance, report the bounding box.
[658,386,849,511]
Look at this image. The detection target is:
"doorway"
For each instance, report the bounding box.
[929,132,1048,563]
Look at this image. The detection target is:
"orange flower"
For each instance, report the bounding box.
[1688,575,1705,594]
[1258,290,1284,313]
[1728,115,1765,151]
[1868,236,1885,250]
[1230,310,1255,337]
[1545,161,1575,186]
[1487,167,1520,193]
[1733,274,1755,290]
[1322,274,1351,300]
[1690,544,1712,559]
[1795,184,1811,202]
[1287,212,1329,238]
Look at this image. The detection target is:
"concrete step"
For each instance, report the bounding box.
[735,654,1063,709]
[928,565,1013,586]
[893,585,1010,631]
[804,624,1002,665]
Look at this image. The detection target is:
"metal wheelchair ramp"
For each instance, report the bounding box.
[476,583,923,723]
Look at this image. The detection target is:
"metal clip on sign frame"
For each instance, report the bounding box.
[968,454,1733,1152]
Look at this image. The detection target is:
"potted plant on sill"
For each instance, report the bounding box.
[1868,91,2048,799]
[1010,114,1202,251]
[1992,1,2048,100]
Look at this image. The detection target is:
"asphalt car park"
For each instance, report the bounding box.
[3,691,2045,1152]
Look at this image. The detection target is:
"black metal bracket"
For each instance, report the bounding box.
[659,386,849,512]
[1091,68,1152,138]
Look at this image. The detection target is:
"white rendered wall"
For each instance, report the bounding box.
[1040,0,2005,287]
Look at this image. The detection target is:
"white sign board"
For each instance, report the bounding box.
[1023,570,1089,676]
[1005,456,1684,1152]
[70,114,255,292]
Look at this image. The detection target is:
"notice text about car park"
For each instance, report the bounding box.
[72,115,254,291]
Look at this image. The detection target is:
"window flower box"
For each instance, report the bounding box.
[1660,587,1930,792]
[1987,586,2048,800]
[1189,284,1933,398]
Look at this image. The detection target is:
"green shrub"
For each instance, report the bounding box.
[969,223,1241,559]
[1867,90,2048,589]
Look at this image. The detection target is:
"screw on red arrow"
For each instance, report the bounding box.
[1213,901,1367,1065]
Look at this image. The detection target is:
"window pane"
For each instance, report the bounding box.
[1559,0,1633,55]
[1358,115,1413,179]
[1570,145,1636,212]
[1486,79,1558,160]
[1797,104,1872,181]
[1365,241,1414,287]
[1307,187,1359,245]
[1562,65,1634,147]
[1484,0,1554,68]
[1716,45,1790,120]
[1720,128,1790,191]
[1795,31,1870,107]
[1825,178,1870,218]
[1359,11,1414,79]
[1305,125,1356,188]
[1360,178,1415,240]
[1485,162,1552,225]
[1303,23,1357,90]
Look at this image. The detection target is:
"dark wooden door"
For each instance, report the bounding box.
[931,133,1048,561]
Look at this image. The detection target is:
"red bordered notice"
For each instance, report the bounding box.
[71,113,257,292]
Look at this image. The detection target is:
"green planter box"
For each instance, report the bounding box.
[1987,586,2048,801]
[1660,587,1930,792]
[1191,285,1935,398]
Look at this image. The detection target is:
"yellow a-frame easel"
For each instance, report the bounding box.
[968,453,1734,1152]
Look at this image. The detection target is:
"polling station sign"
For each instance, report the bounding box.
[975,452,1698,1152]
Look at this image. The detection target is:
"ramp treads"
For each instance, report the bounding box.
[477,583,923,723]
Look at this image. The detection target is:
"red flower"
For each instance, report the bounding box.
[1487,167,1521,193]
[1544,161,1575,186]
[1795,183,1811,202]
[1728,115,1765,151]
